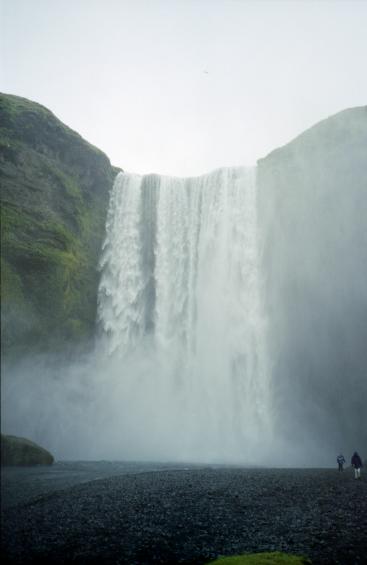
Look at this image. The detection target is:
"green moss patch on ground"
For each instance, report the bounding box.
[206,552,311,565]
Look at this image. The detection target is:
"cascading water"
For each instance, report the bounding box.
[97,167,272,463]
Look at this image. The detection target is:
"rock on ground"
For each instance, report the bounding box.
[1,434,54,466]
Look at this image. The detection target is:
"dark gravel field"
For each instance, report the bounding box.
[1,465,366,564]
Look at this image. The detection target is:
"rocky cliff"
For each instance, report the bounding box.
[257,107,367,452]
[0,93,119,357]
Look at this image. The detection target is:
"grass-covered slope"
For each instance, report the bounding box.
[1,433,54,466]
[0,93,119,357]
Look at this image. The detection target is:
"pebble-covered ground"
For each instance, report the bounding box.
[1,466,366,564]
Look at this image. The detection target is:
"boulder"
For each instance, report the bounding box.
[1,433,54,466]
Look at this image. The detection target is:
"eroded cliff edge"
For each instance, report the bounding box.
[0,93,119,357]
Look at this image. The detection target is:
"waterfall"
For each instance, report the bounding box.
[97,168,271,462]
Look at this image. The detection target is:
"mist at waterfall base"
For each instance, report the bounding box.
[2,167,365,467]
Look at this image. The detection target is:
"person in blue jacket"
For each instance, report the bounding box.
[337,453,345,472]
[351,451,363,479]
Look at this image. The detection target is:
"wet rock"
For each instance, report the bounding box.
[1,434,54,466]
[1,468,366,564]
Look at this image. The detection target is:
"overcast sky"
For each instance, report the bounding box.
[1,0,367,176]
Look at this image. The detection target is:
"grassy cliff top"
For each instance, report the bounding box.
[1,92,103,158]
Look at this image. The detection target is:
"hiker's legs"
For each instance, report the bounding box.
[354,467,361,479]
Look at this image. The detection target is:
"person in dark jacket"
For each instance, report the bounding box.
[351,451,363,479]
[337,453,345,471]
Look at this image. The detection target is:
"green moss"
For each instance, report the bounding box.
[42,161,84,209]
[0,92,118,357]
[0,93,105,158]
[0,93,51,117]
[1,434,54,466]
[206,552,311,565]
[0,257,24,303]
[2,200,94,341]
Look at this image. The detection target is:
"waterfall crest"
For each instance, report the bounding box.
[97,168,271,462]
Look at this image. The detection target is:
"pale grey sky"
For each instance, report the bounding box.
[1,0,367,175]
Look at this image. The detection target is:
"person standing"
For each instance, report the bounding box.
[337,453,346,472]
[351,451,363,479]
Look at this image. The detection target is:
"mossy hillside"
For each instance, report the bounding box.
[206,553,311,565]
[0,93,120,356]
[1,434,54,466]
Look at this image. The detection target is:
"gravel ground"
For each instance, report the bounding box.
[1,466,366,564]
[1,461,194,509]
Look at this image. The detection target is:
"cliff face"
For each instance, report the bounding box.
[257,107,367,451]
[0,93,118,357]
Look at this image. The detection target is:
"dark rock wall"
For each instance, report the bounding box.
[0,93,119,357]
[257,107,367,453]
